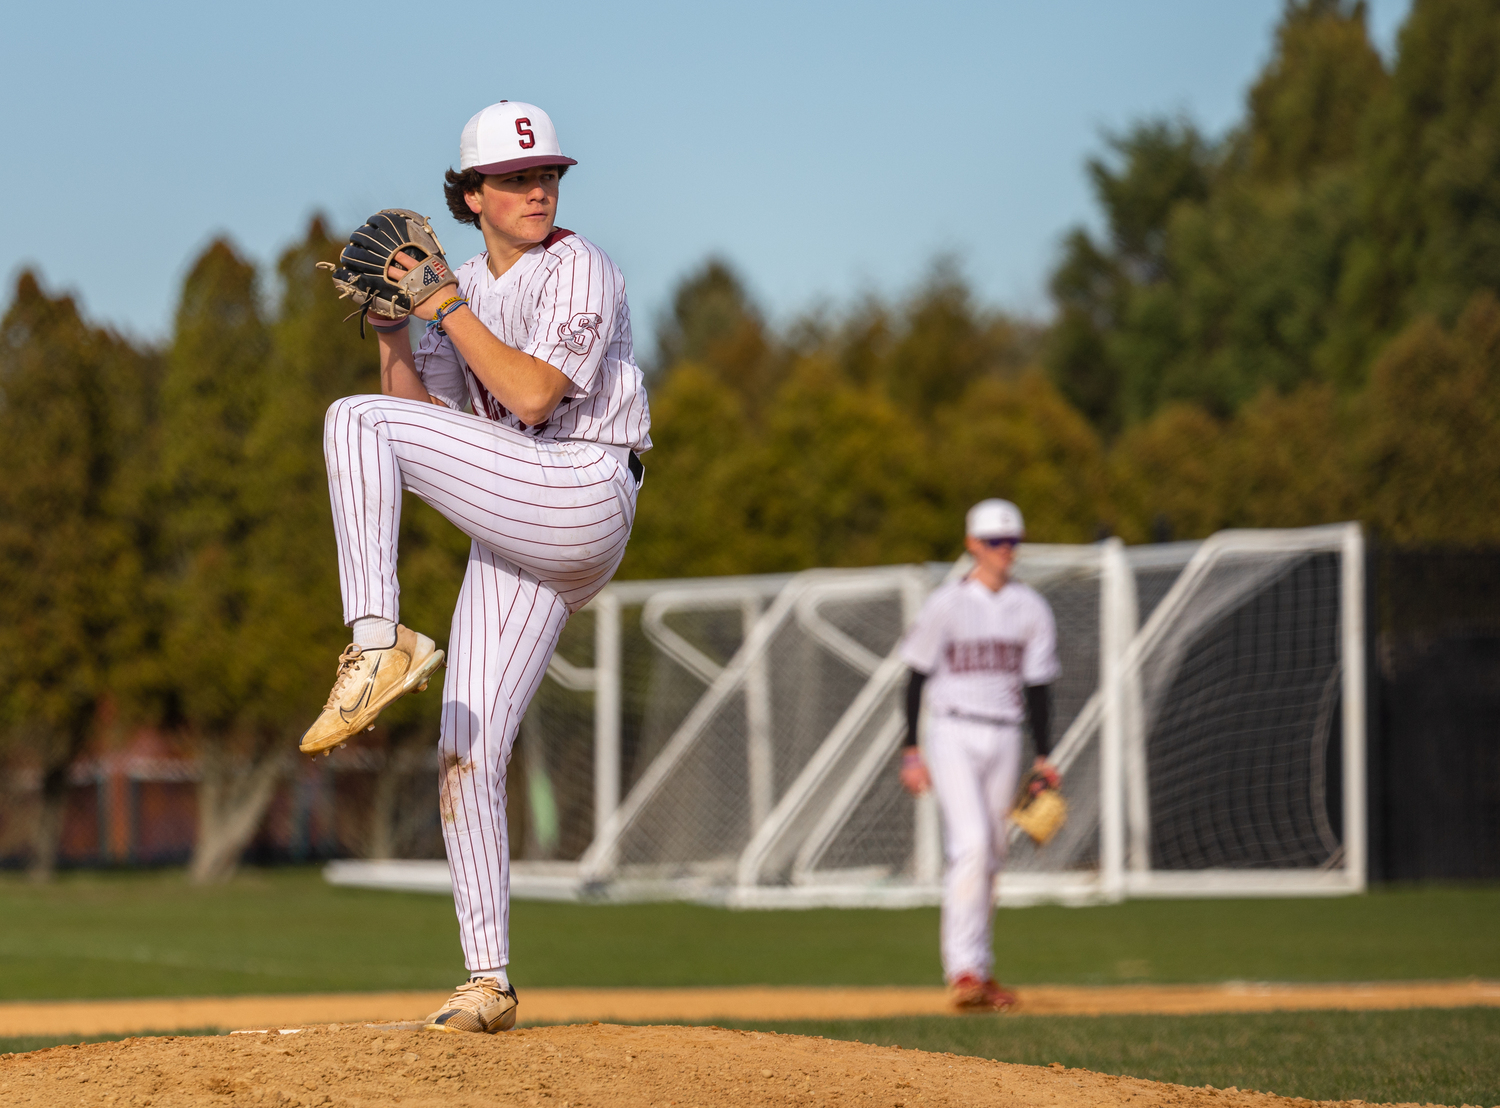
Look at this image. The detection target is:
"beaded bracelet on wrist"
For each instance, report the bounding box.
[428,295,469,335]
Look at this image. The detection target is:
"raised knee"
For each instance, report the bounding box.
[325,394,383,431]
[325,395,354,435]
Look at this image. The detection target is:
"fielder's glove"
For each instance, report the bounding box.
[317,209,458,334]
[1011,765,1067,845]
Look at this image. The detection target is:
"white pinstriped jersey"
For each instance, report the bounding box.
[900,577,1060,724]
[414,229,652,452]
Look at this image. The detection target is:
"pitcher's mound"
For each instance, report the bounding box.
[0,1021,1399,1108]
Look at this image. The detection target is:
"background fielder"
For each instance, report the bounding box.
[306,101,650,1033]
[899,498,1059,1010]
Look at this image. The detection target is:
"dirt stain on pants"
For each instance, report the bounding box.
[439,751,477,825]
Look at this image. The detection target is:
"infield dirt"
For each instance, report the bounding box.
[0,1021,1440,1108]
[5,979,1498,1039]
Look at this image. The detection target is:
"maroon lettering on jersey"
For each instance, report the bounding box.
[944,639,1023,674]
[515,118,536,149]
[558,311,602,355]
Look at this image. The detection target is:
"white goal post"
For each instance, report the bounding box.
[325,523,1366,906]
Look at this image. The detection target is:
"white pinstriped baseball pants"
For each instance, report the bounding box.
[324,395,637,974]
[924,717,1023,982]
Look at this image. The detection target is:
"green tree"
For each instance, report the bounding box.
[155,238,287,883]
[1245,0,1388,185]
[733,354,940,570]
[617,361,756,579]
[1106,383,1367,543]
[652,258,779,411]
[1362,290,1500,544]
[1049,2,1389,426]
[0,273,156,879]
[630,263,1102,578]
[862,262,1038,418]
[935,373,1108,546]
[155,220,468,877]
[1142,169,1367,410]
[245,218,385,727]
[272,222,472,858]
[1223,383,1361,529]
[1045,229,1125,432]
[1343,0,1500,356]
[1151,0,1387,406]
[1107,403,1230,543]
[1045,119,1214,431]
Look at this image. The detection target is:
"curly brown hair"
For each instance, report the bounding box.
[443,165,570,228]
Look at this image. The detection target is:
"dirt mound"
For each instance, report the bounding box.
[0,1021,1422,1108]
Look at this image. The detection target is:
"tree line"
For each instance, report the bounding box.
[3,0,1498,879]
[0,228,474,881]
[631,0,1500,574]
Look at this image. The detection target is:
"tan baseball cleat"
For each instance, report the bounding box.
[422,978,519,1034]
[299,625,445,755]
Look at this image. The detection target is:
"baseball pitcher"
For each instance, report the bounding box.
[304,101,650,1034]
[898,499,1059,1011]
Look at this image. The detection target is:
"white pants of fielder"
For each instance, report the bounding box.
[324,395,637,976]
[925,717,1024,982]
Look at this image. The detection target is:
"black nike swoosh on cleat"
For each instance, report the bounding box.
[337,656,381,725]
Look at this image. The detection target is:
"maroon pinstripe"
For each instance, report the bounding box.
[322,227,648,977]
[325,395,634,622]
[323,394,637,972]
[413,232,651,452]
[438,543,569,973]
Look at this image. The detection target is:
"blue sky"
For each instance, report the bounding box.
[3,1,1411,355]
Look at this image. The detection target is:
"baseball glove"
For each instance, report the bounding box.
[316,209,458,333]
[1011,766,1067,845]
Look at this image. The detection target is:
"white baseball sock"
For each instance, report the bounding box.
[471,969,509,988]
[351,617,397,649]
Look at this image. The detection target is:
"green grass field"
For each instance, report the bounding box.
[3,869,1498,1102]
[1,868,1496,999]
[715,1008,1500,1106]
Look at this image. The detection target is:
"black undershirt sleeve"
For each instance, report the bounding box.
[1025,683,1053,758]
[903,670,927,748]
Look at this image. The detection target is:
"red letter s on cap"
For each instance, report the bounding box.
[515,118,536,149]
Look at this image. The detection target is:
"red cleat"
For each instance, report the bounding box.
[949,973,1019,1012]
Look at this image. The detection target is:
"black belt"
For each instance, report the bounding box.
[627,451,644,485]
[942,709,1021,727]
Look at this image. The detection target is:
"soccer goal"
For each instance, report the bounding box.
[1112,524,1366,897]
[326,523,1366,906]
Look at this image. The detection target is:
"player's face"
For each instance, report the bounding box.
[465,167,561,245]
[965,534,1019,578]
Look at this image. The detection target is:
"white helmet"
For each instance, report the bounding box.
[460,101,577,176]
[966,499,1024,540]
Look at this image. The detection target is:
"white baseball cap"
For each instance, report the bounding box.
[966,499,1025,540]
[460,101,577,176]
